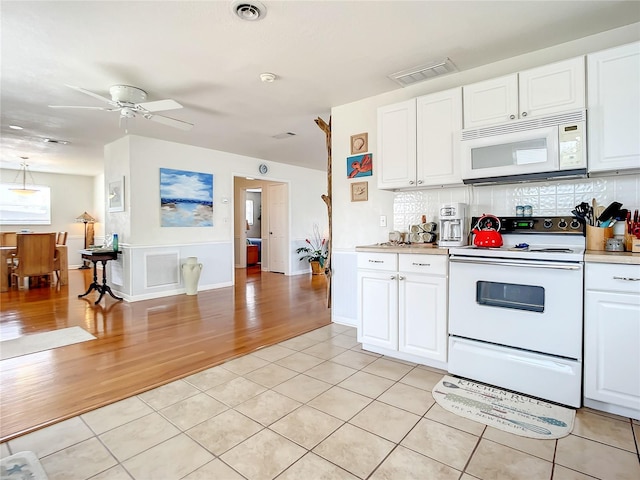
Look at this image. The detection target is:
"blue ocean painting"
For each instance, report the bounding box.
[160,168,214,227]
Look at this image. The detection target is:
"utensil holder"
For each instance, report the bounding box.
[586,225,613,251]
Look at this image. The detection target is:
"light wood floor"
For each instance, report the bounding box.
[0,266,331,442]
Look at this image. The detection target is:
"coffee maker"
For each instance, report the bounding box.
[439,203,468,247]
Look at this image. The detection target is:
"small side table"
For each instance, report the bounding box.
[78,249,123,304]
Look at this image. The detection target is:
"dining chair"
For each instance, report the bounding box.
[56,231,68,245]
[0,232,17,247]
[10,233,56,289]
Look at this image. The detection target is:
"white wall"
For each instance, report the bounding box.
[330,23,640,326]
[103,135,328,300]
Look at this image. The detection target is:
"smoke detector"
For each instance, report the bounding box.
[260,72,277,83]
[232,1,267,21]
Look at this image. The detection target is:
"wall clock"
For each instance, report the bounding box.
[259,163,268,174]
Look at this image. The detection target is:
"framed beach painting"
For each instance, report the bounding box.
[347,153,373,178]
[160,168,213,227]
[108,177,125,212]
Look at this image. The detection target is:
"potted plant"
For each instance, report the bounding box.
[296,224,328,275]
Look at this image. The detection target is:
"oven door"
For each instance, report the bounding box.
[448,255,583,359]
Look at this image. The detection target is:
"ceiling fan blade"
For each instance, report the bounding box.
[65,84,115,104]
[138,99,183,112]
[48,105,113,110]
[147,113,193,131]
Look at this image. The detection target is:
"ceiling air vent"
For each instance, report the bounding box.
[272,132,296,140]
[388,58,457,87]
[233,1,267,21]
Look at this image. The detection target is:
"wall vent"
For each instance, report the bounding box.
[145,252,180,288]
[388,58,457,87]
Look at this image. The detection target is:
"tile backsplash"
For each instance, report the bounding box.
[393,173,640,232]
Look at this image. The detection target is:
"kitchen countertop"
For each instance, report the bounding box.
[585,250,640,265]
[355,244,449,255]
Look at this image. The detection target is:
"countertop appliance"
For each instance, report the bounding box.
[439,203,468,247]
[472,214,503,248]
[447,216,586,407]
[461,110,586,184]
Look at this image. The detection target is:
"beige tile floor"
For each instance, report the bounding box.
[3,324,640,480]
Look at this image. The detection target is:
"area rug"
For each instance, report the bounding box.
[0,451,49,479]
[0,327,96,361]
[433,375,575,439]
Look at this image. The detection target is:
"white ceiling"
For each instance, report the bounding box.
[2,1,639,177]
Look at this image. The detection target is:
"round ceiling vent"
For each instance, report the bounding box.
[232,1,266,21]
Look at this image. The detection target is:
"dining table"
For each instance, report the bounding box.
[0,245,68,292]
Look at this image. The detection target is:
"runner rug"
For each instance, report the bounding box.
[0,451,49,479]
[433,375,575,439]
[0,327,96,361]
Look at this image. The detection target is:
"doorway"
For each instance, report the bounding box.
[233,176,288,274]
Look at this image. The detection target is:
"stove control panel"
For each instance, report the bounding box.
[472,216,585,235]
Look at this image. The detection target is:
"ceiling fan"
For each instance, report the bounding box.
[49,84,194,131]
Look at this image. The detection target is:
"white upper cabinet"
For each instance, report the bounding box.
[377,87,462,190]
[377,99,417,189]
[416,88,463,187]
[463,56,585,129]
[587,41,640,173]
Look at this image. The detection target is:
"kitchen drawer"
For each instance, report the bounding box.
[586,263,640,293]
[399,253,447,275]
[357,252,397,271]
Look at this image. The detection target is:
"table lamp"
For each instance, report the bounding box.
[75,211,96,269]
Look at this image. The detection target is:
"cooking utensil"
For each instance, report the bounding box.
[472,214,503,248]
[597,201,622,224]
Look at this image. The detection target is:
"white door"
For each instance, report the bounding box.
[587,41,640,172]
[399,273,447,362]
[267,183,287,274]
[463,73,518,128]
[584,290,640,411]
[377,99,417,189]
[357,270,398,350]
[416,87,463,186]
[519,56,585,118]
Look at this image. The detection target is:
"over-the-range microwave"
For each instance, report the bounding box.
[460,110,586,185]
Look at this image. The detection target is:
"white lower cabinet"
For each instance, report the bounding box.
[357,252,448,368]
[584,262,640,420]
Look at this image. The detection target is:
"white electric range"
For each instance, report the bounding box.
[447,216,586,407]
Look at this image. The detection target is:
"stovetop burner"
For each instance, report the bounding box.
[452,216,586,262]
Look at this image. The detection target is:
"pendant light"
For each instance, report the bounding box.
[9,160,39,195]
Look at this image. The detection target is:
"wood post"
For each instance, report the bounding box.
[315,116,332,308]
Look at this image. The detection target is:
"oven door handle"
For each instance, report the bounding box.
[450,257,582,270]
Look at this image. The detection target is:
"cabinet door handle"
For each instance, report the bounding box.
[412,262,430,267]
[521,111,528,117]
[417,180,423,185]
[509,114,516,120]
[613,276,640,281]
[390,275,396,280]
[398,275,405,280]
[409,180,415,185]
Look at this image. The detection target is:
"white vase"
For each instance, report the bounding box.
[182,257,203,295]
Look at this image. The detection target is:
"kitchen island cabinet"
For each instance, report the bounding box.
[584,261,640,420]
[356,248,449,369]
